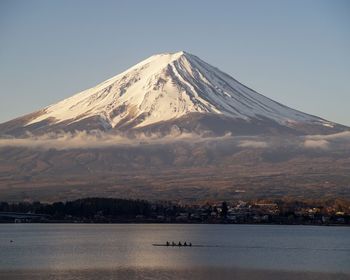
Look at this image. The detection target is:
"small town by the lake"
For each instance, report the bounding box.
[1,197,349,225]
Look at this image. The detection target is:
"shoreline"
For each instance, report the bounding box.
[1,221,349,227]
[2,197,349,225]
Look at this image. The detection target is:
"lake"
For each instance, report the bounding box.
[0,224,349,279]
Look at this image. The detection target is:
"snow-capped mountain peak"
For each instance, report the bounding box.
[27,51,219,128]
[1,51,340,136]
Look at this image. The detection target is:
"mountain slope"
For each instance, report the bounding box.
[0,51,349,202]
[1,138,350,202]
[0,51,346,136]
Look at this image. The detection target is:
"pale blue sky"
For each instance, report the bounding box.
[0,0,349,125]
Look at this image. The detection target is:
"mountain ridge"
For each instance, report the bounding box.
[0,51,347,136]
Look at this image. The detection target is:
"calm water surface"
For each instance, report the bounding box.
[0,224,349,279]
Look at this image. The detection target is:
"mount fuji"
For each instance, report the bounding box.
[1,51,349,202]
[0,51,346,137]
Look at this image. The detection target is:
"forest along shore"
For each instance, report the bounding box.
[0,197,349,225]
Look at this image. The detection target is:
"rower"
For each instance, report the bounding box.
[184,241,187,246]
[166,241,170,246]
[172,241,175,246]
[189,242,192,247]
[178,241,182,246]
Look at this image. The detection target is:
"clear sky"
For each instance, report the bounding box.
[1,0,349,125]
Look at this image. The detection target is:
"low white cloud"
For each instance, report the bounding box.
[302,131,350,149]
[305,131,350,141]
[303,139,329,149]
[0,130,349,151]
[238,140,269,149]
[0,130,233,150]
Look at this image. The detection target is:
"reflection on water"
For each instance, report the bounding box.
[0,224,349,279]
[1,267,349,280]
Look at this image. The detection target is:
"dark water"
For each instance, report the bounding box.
[0,224,349,279]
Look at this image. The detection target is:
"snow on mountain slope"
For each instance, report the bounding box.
[24,51,334,130]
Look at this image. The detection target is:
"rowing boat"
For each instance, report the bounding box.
[152,243,194,247]
[152,244,218,247]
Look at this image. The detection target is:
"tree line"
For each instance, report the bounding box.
[0,198,155,220]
